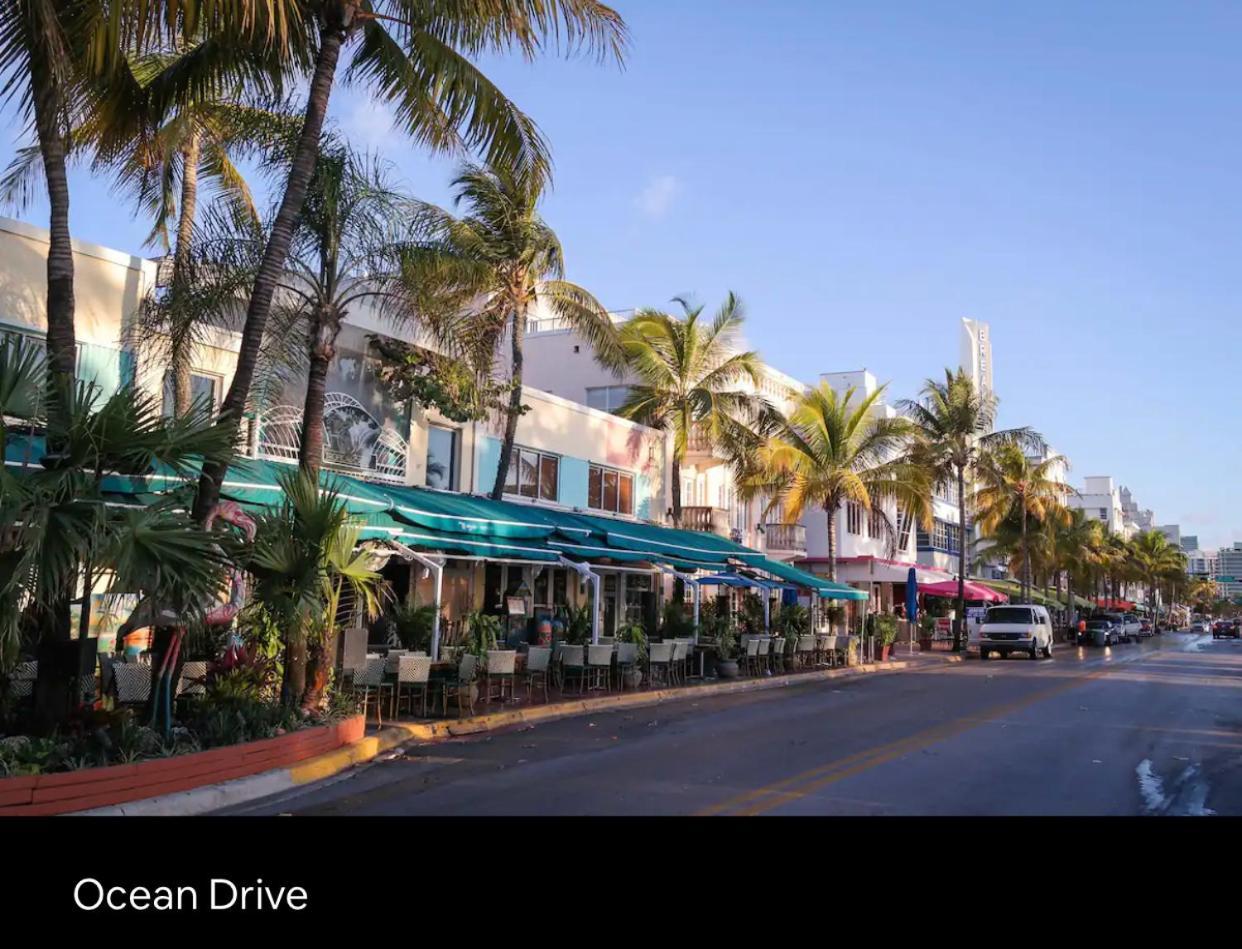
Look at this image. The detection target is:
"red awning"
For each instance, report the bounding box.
[919,579,1008,603]
[1095,598,1135,611]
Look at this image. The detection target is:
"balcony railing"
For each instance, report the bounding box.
[686,425,729,462]
[678,506,732,537]
[764,522,806,553]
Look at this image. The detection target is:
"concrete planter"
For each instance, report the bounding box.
[0,715,365,816]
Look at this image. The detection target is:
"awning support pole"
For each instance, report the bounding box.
[660,566,701,643]
[558,557,602,643]
[386,543,446,659]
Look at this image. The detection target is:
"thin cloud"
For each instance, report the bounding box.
[634,174,680,219]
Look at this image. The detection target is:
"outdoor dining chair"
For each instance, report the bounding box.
[395,654,432,718]
[10,661,36,700]
[352,656,391,726]
[560,645,587,694]
[797,635,817,669]
[615,642,638,690]
[648,641,674,688]
[484,650,518,703]
[743,636,761,676]
[435,653,478,718]
[756,636,771,674]
[586,644,613,693]
[670,640,688,685]
[176,661,208,700]
[522,646,552,703]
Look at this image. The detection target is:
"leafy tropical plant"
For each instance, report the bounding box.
[389,602,439,653]
[1,340,236,731]
[616,295,773,527]
[247,469,386,708]
[558,603,593,646]
[898,368,1048,648]
[660,600,695,640]
[462,611,502,658]
[973,443,1072,601]
[742,382,932,580]
[871,613,898,647]
[399,162,622,499]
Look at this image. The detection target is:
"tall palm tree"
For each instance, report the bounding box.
[1050,508,1097,625]
[191,0,628,521]
[898,368,1046,649]
[1130,530,1185,627]
[402,162,621,500]
[742,382,932,581]
[615,295,767,527]
[974,443,1072,602]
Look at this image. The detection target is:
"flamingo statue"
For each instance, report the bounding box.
[117,500,257,736]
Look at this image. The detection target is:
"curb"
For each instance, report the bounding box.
[77,655,960,815]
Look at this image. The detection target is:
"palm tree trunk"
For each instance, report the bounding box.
[298,306,341,473]
[30,46,75,396]
[192,25,348,521]
[825,502,838,582]
[170,129,201,417]
[491,300,527,500]
[29,43,76,731]
[954,465,966,651]
[670,460,682,527]
[1021,503,1030,601]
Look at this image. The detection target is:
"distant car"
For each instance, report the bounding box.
[1214,621,1241,640]
[1191,620,1208,634]
[1100,612,1137,643]
[978,604,1054,660]
[1079,618,1118,646]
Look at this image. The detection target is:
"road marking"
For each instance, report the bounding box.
[697,663,1117,816]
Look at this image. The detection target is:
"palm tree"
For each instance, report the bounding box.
[0,337,236,730]
[974,443,1072,602]
[615,295,768,527]
[898,368,1046,650]
[270,142,425,472]
[1050,508,1097,626]
[248,469,385,708]
[742,382,932,581]
[1130,530,1186,627]
[402,163,621,500]
[191,0,628,520]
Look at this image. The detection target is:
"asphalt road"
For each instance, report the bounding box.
[228,632,1242,816]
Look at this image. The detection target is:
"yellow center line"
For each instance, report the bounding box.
[697,662,1118,817]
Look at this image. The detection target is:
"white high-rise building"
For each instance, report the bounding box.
[960,318,993,404]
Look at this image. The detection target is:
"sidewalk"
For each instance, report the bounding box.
[77,652,962,815]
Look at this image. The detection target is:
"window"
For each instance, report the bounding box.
[919,518,960,553]
[1099,508,1108,520]
[585,385,632,413]
[868,507,885,539]
[503,447,559,502]
[162,371,222,417]
[846,502,863,535]
[426,425,457,490]
[896,507,913,551]
[588,463,634,515]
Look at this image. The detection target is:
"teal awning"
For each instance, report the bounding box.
[759,557,869,601]
[379,483,588,540]
[556,511,764,565]
[356,514,559,562]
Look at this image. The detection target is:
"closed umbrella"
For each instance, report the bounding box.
[906,567,919,655]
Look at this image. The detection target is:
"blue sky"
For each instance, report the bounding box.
[5,2,1241,547]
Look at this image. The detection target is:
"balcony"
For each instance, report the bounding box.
[764,522,806,555]
[685,424,730,466]
[678,505,732,537]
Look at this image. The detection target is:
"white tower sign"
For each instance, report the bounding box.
[960,318,993,400]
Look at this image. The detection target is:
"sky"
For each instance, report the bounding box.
[4,2,1242,548]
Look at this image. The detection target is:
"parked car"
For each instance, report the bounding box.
[1078,618,1119,646]
[1191,620,1209,634]
[978,604,1054,660]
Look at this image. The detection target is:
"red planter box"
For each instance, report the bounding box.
[0,715,365,816]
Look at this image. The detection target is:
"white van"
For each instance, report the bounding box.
[977,604,1054,661]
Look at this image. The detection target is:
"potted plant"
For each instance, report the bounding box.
[918,614,935,652]
[620,623,647,689]
[714,622,739,678]
[872,613,898,661]
[462,612,501,704]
